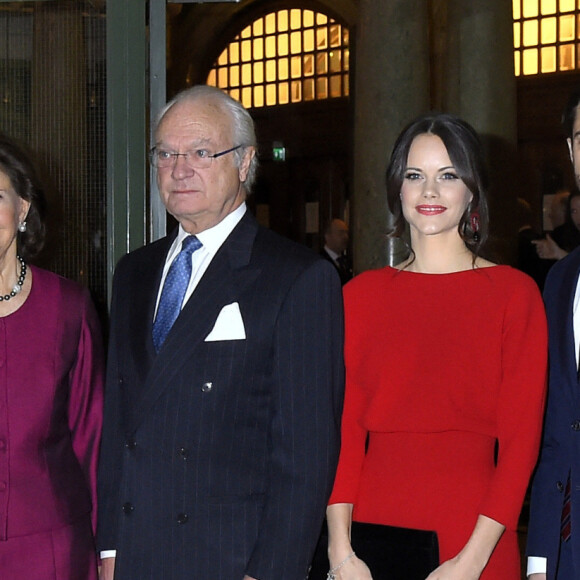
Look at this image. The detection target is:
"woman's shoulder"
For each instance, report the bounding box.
[31,265,91,303]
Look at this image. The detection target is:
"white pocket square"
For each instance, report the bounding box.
[205,302,246,341]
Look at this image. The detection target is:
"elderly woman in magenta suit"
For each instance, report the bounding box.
[0,134,104,580]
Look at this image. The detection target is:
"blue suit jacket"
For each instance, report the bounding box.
[97,212,345,580]
[528,247,580,578]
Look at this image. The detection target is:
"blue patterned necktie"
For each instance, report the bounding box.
[153,235,202,352]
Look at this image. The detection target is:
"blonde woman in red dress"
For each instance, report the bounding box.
[326,114,547,580]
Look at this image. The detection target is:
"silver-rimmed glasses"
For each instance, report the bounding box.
[149,144,243,169]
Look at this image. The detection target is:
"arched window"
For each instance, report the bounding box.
[514,0,580,75]
[206,9,349,109]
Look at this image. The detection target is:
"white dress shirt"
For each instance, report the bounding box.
[527,270,580,576]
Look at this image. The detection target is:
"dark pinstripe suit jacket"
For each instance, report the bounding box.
[97,211,345,580]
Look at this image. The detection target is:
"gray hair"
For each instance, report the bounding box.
[155,85,259,192]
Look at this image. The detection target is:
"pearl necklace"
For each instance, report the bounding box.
[0,255,26,301]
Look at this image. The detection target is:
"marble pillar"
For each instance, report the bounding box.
[352,0,430,272]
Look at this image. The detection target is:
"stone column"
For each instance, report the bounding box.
[352,0,430,272]
[445,0,517,262]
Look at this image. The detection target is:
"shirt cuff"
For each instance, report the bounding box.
[100,550,116,559]
[527,556,547,576]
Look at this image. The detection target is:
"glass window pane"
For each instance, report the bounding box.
[279,82,290,104]
[278,33,289,56]
[561,0,575,11]
[304,29,315,52]
[316,53,328,74]
[329,50,341,72]
[330,24,341,47]
[523,19,539,45]
[317,27,328,49]
[513,0,521,19]
[265,36,276,58]
[290,9,301,30]
[253,38,264,60]
[253,18,263,37]
[253,85,264,108]
[514,51,521,76]
[542,16,557,42]
[344,49,350,71]
[343,74,350,96]
[241,63,252,85]
[230,42,240,64]
[291,80,302,102]
[290,31,301,54]
[541,45,557,70]
[330,75,341,98]
[265,13,276,34]
[218,68,228,87]
[291,55,302,78]
[241,25,252,39]
[207,70,216,86]
[303,10,314,28]
[523,0,539,17]
[241,40,252,62]
[343,28,349,46]
[266,84,277,106]
[304,78,315,101]
[254,62,264,84]
[230,88,240,103]
[241,87,252,109]
[523,47,539,73]
[560,42,575,68]
[230,65,240,87]
[279,58,289,80]
[316,76,328,99]
[218,50,228,66]
[514,22,521,48]
[278,10,289,32]
[317,13,328,25]
[303,54,313,76]
[560,14,575,40]
[266,59,276,82]
[542,0,557,14]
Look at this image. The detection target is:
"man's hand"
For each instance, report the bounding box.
[99,557,116,580]
[532,234,568,260]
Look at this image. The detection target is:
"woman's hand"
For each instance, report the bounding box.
[328,553,373,580]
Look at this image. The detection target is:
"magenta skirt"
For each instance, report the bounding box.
[0,515,97,580]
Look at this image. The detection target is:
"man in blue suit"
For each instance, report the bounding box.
[527,89,580,579]
[97,85,344,580]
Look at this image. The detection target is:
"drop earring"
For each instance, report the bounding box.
[18,221,27,233]
[470,212,480,242]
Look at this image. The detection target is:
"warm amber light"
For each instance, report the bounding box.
[541,16,557,42]
[278,34,289,57]
[513,0,521,20]
[560,13,575,39]
[514,22,521,47]
[561,0,575,13]
[290,31,301,55]
[279,58,289,81]
[560,42,575,68]
[541,45,557,70]
[241,40,252,62]
[278,10,288,33]
[523,0,539,18]
[279,82,289,104]
[523,19,539,45]
[290,9,301,30]
[523,47,539,73]
[542,0,557,15]
[266,84,277,106]
[514,51,521,75]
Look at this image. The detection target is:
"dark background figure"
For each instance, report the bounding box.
[320,218,353,285]
[0,134,104,580]
[516,197,553,290]
[97,86,344,580]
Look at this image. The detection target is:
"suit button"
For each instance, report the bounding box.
[177,513,189,524]
[125,439,137,450]
[178,447,188,459]
[122,502,134,515]
[572,420,580,431]
[201,382,213,393]
[557,481,564,492]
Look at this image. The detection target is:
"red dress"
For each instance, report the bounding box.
[329,266,547,578]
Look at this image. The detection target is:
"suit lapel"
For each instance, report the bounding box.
[127,213,261,434]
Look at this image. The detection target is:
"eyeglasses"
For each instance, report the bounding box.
[149,144,243,170]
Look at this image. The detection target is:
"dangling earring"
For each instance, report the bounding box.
[470,211,480,242]
[18,221,27,233]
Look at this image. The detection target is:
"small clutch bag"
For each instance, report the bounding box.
[309,521,439,580]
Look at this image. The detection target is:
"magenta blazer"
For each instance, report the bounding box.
[0,265,104,540]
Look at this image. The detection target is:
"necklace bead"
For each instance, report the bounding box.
[0,255,27,302]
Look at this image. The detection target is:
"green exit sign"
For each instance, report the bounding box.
[272,142,286,162]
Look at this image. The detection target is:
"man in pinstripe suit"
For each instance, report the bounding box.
[97,85,344,580]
